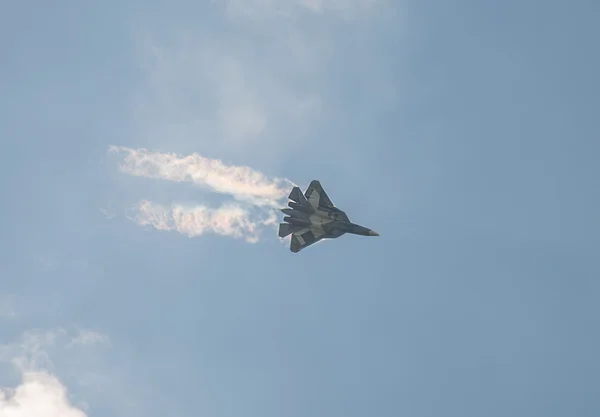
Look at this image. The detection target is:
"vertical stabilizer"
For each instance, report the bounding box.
[288,186,309,205]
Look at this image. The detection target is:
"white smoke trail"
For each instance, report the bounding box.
[133,200,277,243]
[110,146,292,207]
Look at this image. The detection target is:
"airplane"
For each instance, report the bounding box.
[278,180,379,253]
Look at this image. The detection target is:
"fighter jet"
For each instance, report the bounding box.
[278,180,379,253]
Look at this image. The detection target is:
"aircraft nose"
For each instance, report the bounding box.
[368,230,379,236]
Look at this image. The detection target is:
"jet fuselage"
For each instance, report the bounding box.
[279,180,378,252]
[281,200,378,238]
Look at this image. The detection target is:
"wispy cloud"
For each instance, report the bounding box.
[67,330,110,349]
[1,328,109,371]
[130,16,324,157]
[117,0,391,242]
[218,0,379,18]
[132,200,274,243]
[100,205,116,220]
[128,0,394,172]
[0,295,16,319]
[110,146,292,207]
[10,329,63,371]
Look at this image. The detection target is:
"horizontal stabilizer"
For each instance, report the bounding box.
[278,223,303,238]
[288,186,308,205]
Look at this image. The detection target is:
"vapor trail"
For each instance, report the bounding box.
[110,146,292,207]
[133,200,276,242]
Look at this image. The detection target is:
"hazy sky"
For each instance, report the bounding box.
[1,1,599,416]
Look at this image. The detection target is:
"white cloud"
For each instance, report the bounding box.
[0,328,109,417]
[110,146,292,207]
[0,371,87,417]
[132,200,275,242]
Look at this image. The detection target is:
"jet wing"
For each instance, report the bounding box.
[290,228,326,253]
[304,180,335,209]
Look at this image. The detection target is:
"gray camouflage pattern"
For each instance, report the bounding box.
[279,180,379,253]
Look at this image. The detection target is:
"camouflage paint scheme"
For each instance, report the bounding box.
[279,180,379,253]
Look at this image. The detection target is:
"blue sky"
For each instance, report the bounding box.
[1,1,599,416]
